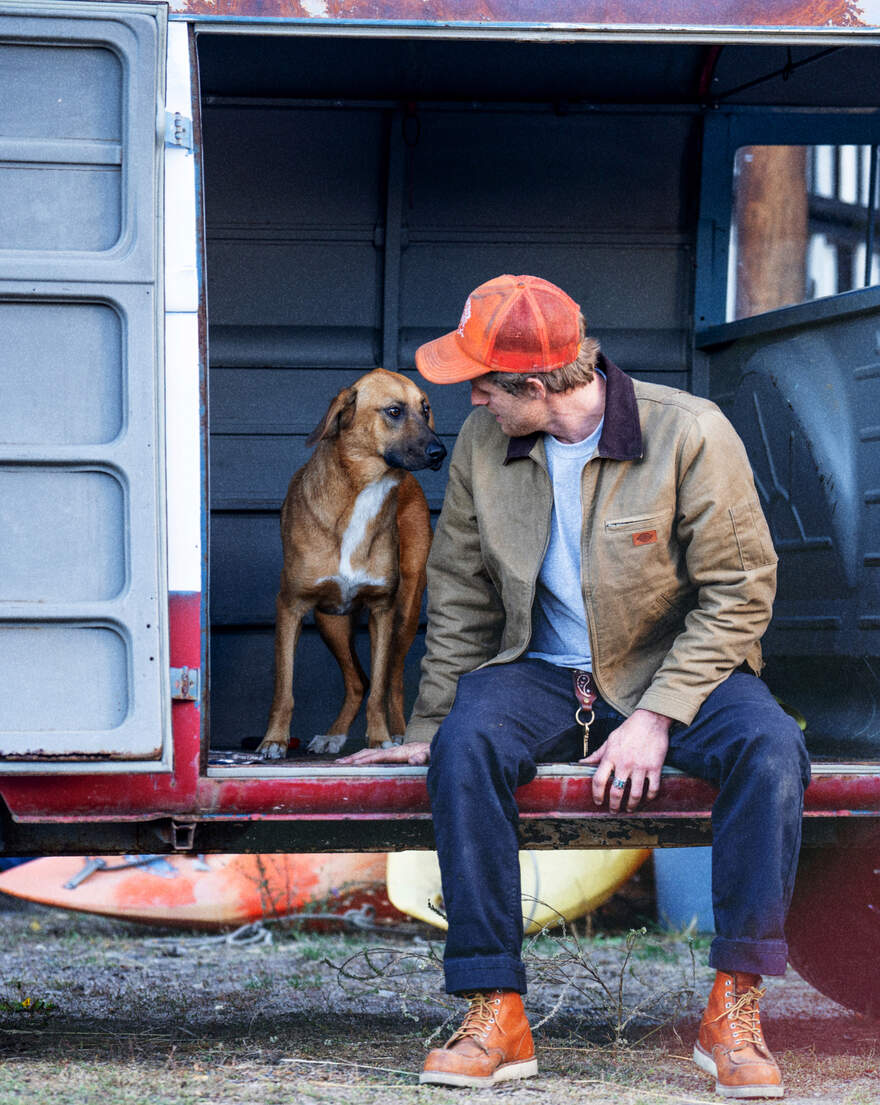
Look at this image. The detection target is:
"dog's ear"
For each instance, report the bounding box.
[306,386,358,446]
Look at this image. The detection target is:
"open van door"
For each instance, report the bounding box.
[0,1,171,771]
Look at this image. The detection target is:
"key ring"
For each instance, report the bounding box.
[575,705,595,758]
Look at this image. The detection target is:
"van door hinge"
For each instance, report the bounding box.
[165,110,193,151]
[170,666,200,701]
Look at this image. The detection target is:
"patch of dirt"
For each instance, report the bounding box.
[0,900,877,1105]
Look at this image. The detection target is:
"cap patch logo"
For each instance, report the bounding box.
[457,296,472,337]
[632,530,657,547]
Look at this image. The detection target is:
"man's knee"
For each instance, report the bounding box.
[430,666,534,765]
[428,707,504,797]
[431,711,493,764]
[732,708,810,794]
[699,677,809,782]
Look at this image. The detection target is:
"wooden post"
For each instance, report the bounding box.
[733,145,808,320]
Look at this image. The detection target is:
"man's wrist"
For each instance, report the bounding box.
[630,708,673,734]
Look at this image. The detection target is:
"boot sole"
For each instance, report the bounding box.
[693,1044,783,1099]
[419,1057,538,1088]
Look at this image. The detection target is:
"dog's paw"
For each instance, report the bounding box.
[382,735,405,748]
[308,733,347,755]
[257,740,288,760]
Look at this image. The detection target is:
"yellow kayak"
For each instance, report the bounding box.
[387,848,650,934]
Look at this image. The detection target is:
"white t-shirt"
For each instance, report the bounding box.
[525,417,604,669]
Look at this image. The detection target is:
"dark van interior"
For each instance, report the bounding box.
[197,33,880,761]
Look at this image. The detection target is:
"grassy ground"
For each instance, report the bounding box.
[0,904,877,1105]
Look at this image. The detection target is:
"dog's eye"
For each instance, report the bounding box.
[384,406,403,419]
[421,401,431,420]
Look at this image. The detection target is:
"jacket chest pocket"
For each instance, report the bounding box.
[604,510,673,540]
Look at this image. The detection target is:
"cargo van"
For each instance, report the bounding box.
[1,0,878,1016]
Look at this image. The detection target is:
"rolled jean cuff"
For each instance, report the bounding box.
[709,936,789,977]
[443,953,527,996]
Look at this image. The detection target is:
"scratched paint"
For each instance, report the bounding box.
[170,0,867,28]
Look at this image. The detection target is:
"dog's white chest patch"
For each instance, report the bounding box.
[318,475,396,606]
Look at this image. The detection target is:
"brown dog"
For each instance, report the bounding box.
[257,369,446,759]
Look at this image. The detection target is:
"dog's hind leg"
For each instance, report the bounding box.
[257,593,309,760]
[309,611,368,754]
[388,569,425,739]
[388,477,432,739]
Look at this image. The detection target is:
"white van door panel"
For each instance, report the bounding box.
[0,1,171,770]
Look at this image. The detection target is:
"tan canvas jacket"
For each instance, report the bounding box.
[404,355,777,744]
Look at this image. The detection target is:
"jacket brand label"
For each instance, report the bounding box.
[632,530,658,546]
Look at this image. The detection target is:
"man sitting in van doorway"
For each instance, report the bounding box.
[339,274,810,1099]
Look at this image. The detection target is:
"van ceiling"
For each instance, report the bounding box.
[197,34,880,108]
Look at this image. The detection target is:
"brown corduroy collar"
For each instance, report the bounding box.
[503,353,644,465]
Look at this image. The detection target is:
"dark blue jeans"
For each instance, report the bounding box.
[426,659,810,995]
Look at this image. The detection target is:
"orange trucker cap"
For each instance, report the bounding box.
[415,274,582,384]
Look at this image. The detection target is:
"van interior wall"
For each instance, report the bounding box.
[202,34,880,760]
[200,70,698,751]
[199,35,880,758]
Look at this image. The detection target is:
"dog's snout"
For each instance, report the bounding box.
[383,424,447,473]
[426,440,446,459]
[426,440,447,470]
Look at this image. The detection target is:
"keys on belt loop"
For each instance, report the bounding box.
[572,669,597,758]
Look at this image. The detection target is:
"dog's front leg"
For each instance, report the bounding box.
[364,604,397,748]
[257,594,309,760]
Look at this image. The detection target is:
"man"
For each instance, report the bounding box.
[340,274,810,1099]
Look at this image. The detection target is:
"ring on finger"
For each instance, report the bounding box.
[612,777,628,789]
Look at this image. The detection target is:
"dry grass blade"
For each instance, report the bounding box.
[279,1057,418,1079]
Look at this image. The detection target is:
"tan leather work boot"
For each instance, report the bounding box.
[419,989,538,1087]
[693,971,783,1098]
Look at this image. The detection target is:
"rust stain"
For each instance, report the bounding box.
[170,0,867,28]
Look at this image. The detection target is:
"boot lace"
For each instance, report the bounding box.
[711,985,767,1050]
[445,992,499,1050]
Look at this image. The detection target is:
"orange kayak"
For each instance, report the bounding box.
[0,853,406,930]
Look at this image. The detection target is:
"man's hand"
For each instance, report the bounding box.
[335,741,431,766]
[580,709,671,812]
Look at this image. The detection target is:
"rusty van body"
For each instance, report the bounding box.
[1,0,879,1013]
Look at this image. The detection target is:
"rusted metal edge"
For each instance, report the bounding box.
[4,769,879,820]
[168,0,867,32]
[0,813,869,855]
[202,762,880,777]
[7,806,880,825]
[180,21,880,52]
